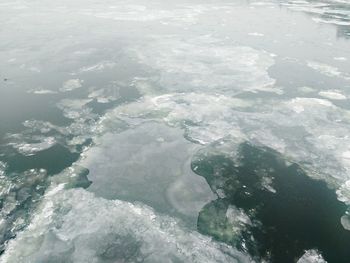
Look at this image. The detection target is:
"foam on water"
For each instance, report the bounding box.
[1,187,252,263]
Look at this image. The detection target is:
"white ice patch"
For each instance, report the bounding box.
[248,32,264,37]
[88,86,121,103]
[27,88,57,95]
[0,168,47,220]
[81,3,228,24]
[341,213,350,231]
[0,162,6,177]
[60,79,83,92]
[84,4,181,22]
[287,97,335,113]
[2,188,252,263]
[57,98,93,119]
[337,180,350,205]
[334,57,347,61]
[307,61,342,78]
[297,249,327,263]
[11,137,56,156]
[106,92,249,145]
[105,89,350,192]
[78,61,116,73]
[319,90,347,100]
[130,35,276,94]
[261,176,277,194]
[280,97,350,182]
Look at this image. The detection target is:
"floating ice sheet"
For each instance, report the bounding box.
[104,92,249,145]
[129,35,276,94]
[106,91,350,199]
[1,187,252,263]
[60,79,83,92]
[10,137,56,156]
[81,122,216,222]
[1,0,350,261]
[27,89,57,95]
[319,90,347,100]
[307,61,350,80]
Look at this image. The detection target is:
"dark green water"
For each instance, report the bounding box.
[194,142,350,262]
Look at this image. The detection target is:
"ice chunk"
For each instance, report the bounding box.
[297,250,327,263]
[334,57,347,61]
[319,90,347,100]
[129,35,276,94]
[88,86,121,103]
[57,98,94,119]
[307,61,350,80]
[2,188,252,263]
[10,137,56,156]
[106,92,248,145]
[248,32,264,37]
[60,79,83,92]
[0,161,6,177]
[0,168,48,253]
[27,88,57,95]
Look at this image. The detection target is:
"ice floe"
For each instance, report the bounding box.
[129,35,276,94]
[319,90,347,100]
[1,0,350,261]
[60,79,83,92]
[1,187,252,263]
[10,137,56,156]
[283,0,350,30]
[297,250,326,263]
[27,89,57,95]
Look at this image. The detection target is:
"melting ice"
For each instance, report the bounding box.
[1,0,350,262]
